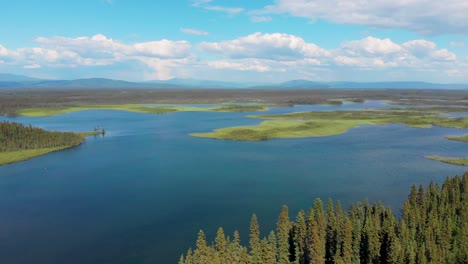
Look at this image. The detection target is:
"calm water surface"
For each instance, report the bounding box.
[0,102,466,264]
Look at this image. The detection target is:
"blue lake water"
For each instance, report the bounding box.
[0,102,467,264]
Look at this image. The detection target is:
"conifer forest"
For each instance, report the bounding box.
[180,173,467,264]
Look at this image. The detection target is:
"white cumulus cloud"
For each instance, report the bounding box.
[133,40,192,58]
[207,59,273,72]
[0,34,194,79]
[431,49,457,61]
[340,37,402,56]
[402,40,437,56]
[0,45,8,56]
[198,32,330,60]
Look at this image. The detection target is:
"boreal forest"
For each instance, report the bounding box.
[180,173,467,264]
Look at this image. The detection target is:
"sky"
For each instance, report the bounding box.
[0,0,467,83]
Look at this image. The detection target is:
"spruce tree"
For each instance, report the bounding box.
[268,230,278,263]
[325,199,337,264]
[308,218,325,264]
[185,248,193,264]
[194,230,208,264]
[294,210,307,264]
[249,214,261,264]
[215,227,226,261]
[277,205,291,264]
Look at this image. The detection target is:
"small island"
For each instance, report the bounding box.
[425,156,468,166]
[0,121,101,165]
[423,134,468,166]
[446,134,468,142]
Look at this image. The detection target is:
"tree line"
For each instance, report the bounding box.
[0,121,85,152]
[180,172,467,264]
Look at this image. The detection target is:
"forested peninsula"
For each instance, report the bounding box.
[0,121,100,165]
[180,172,467,264]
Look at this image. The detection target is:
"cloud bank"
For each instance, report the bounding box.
[0,33,466,82]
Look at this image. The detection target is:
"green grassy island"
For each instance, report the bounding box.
[180,173,467,264]
[0,121,100,165]
[425,156,468,166]
[446,134,468,142]
[191,108,468,141]
[17,104,271,117]
[424,135,468,166]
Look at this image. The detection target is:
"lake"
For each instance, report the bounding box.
[0,101,466,264]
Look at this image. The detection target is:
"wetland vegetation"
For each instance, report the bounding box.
[447,134,468,142]
[1,88,467,117]
[192,108,468,141]
[17,104,270,117]
[425,156,468,166]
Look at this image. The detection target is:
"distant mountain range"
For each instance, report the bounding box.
[278,80,468,89]
[0,73,467,90]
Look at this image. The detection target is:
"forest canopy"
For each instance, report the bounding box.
[181,172,467,264]
[0,121,100,165]
[0,121,87,152]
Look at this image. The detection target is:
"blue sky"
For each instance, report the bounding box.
[0,0,467,83]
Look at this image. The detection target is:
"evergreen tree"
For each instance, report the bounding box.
[230,231,243,263]
[277,205,291,264]
[268,231,278,264]
[293,210,307,264]
[250,214,261,264]
[215,227,226,261]
[325,199,337,264]
[185,248,193,264]
[194,230,208,264]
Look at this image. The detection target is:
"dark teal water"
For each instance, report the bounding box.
[0,102,466,264]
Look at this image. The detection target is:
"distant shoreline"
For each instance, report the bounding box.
[1,88,467,117]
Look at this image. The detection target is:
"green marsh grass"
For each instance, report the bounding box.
[425,156,468,166]
[17,104,271,117]
[446,134,468,142]
[192,109,468,141]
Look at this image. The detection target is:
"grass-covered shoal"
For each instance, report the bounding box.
[17,104,271,117]
[446,134,468,142]
[425,156,468,166]
[0,146,73,165]
[191,108,468,141]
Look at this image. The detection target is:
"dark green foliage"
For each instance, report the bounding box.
[250,214,261,264]
[182,172,467,264]
[325,100,343,106]
[0,121,86,152]
[277,205,291,264]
